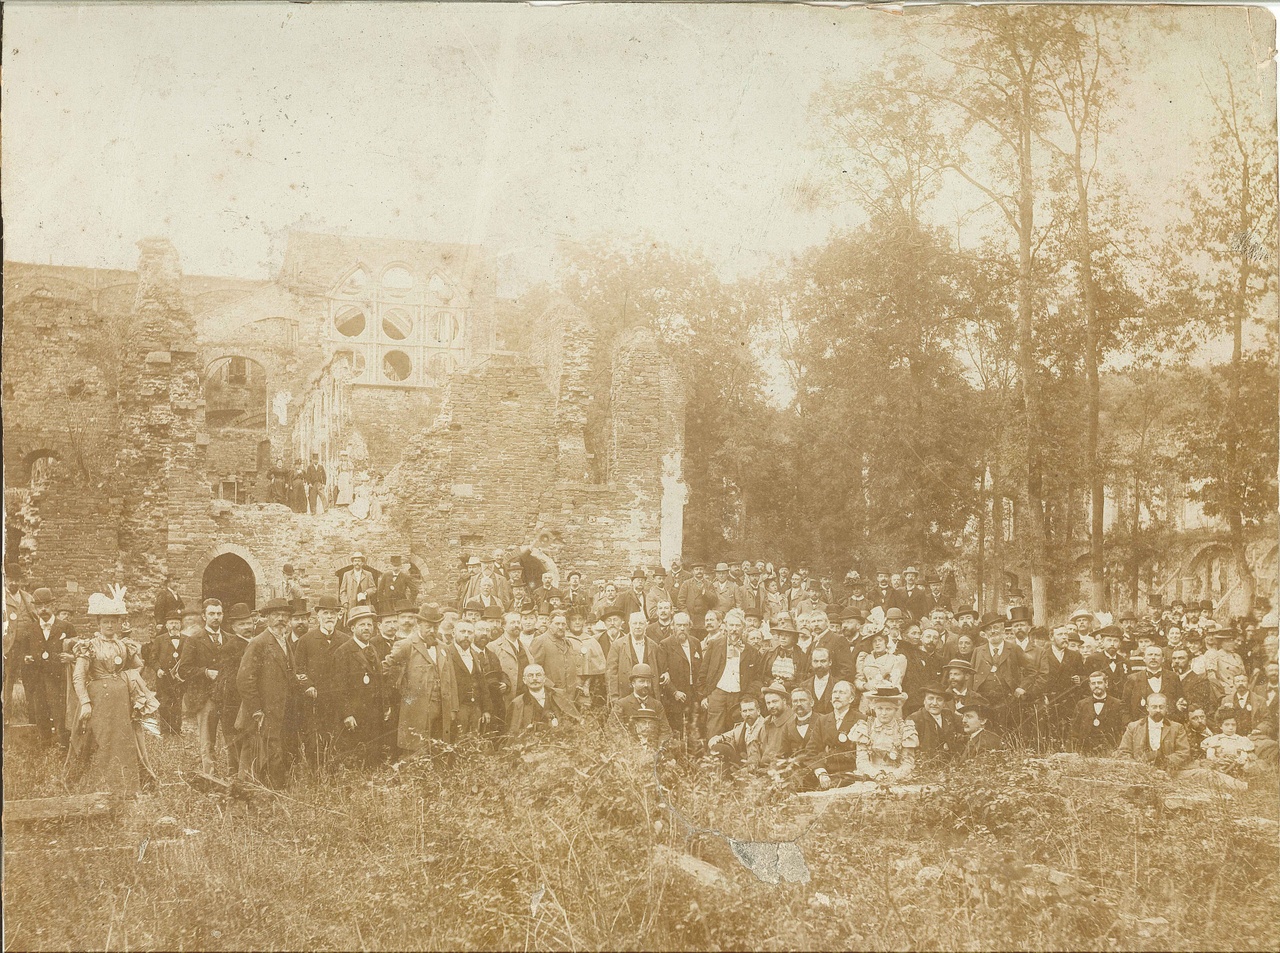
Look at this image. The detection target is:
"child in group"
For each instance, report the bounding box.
[1202,713,1256,774]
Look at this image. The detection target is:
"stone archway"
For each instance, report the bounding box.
[203,553,257,611]
[193,542,271,608]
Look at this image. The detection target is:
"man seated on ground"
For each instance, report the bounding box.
[759,680,795,769]
[806,680,861,784]
[1185,706,1213,757]
[1072,670,1126,754]
[614,663,670,743]
[1115,693,1191,773]
[706,696,767,774]
[961,701,1003,757]
[909,683,962,764]
[777,685,825,790]
[507,663,578,736]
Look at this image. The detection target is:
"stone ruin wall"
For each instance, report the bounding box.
[4,240,688,624]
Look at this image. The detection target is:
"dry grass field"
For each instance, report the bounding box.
[3,715,1278,952]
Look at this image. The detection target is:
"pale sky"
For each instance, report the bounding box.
[2,2,1275,298]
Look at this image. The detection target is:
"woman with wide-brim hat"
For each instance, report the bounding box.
[65,587,157,796]
[851,686,918,781]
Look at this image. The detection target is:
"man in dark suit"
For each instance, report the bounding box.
[870,570,903,613]
[507,663,578,734]
[1219,672,1266,734]
[1123,644,1182,724]
[331,605,386,766]
[14,587,77,745]
[178,598,227,774]
[614,663,670,742]
[605,611,663,706]
[802,646,836,715]
[374,556,417,615]
[143,610,186,735]
[805,679,861,781]
[657,611,702,746]
[235,598,302,788]
[1084,625,1130,698]
[909,684,963,764]
[645,600,676,646]
[449,619,492,736]
[220,603,256,778]
[961,702,1003,757]
[616,570,650,622]
[970,613,1034,734]
[1170,647,1213,722]
[152,575,185,630]
[1072,670,1127,754]
[777,685,826,789]
[294,595,346,771]
[561,570,591,618]
[900,566,934,622]
[807,609,854,685]
[699,613,765,737]
[1035,625,1086,750]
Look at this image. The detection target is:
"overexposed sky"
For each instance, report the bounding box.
[2,2,1274,295]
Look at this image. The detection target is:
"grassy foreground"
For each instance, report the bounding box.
[3,722,1278,952]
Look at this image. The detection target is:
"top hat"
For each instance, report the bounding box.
[1007,605,1033,624]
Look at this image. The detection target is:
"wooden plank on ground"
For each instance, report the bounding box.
[3,792,120,825]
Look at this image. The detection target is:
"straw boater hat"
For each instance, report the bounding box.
[346,605,377,626]
[865,687,908,706]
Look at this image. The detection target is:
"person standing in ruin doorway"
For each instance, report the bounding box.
[305,453,327,515]
[152,575,184,631]
[339,551,376,616]
[335,451,355,508]
[375,555,417,614]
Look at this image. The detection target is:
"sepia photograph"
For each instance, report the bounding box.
[2,2,1278,950]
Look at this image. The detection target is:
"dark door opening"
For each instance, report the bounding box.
[203,553,257,610]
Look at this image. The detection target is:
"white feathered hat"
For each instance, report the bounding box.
[87,589,128,616]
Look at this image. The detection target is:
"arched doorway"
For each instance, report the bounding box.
[203,553,257,610]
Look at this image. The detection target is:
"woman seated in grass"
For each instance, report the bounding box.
[852,687,917,782]
[1202,712,1257,775]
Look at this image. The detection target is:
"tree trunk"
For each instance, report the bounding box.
[977,455,988,615]
[1075,153,1106,612]
[1017,82,1049,625]
[1227,159,1257,616]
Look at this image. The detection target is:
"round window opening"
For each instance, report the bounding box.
[382,309,413,341]
[382,266,414,294]
[383,350,413,382]
[335,307,367,337]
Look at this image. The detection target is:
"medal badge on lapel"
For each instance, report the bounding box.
[550,716,559,728]
[1093,718,1101,727]
[363,674,370,685]
[114,656,123,666]
[838,732,848,743]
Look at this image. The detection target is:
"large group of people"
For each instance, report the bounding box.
[2,554,1277,796]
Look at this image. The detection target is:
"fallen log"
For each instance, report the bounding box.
[3,792,121,826]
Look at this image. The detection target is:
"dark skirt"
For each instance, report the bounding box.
[65,674,156,795]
